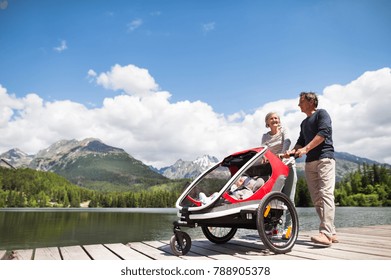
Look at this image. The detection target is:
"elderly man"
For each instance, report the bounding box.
[286,92,338,246]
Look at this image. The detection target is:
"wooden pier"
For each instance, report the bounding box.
[1,225,391,260]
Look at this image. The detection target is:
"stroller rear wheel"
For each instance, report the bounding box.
[170,231,192,256]
[256,191,299,254]
[201,226,237,244]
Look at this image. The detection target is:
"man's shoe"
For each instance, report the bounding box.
[331,234,339,243]
[311,233,332,246]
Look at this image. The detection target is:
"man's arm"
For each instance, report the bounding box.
[294,134,325,158]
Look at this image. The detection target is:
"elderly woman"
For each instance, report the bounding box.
[262,112,297,238]
[261,112,291,156]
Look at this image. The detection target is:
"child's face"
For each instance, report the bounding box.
[236,176,246,185]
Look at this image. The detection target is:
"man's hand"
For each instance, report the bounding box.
[283,149,297,158]
[294,147,308,158]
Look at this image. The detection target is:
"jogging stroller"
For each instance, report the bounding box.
[170,146,298,255]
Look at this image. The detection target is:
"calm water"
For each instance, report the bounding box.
[1,207,390,250]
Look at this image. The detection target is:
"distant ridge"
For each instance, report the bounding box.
[1,140,389,188]
[1,138,168,192]
[157,155,219,179]
[334,151,380,165]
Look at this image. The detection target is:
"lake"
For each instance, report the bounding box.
[1,207,391,250]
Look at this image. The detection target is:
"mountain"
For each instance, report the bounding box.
[158,155,219,179]
[0,148,34,168]
[29,138,125,171]
[334,151,380,165]
[1,138,168,191]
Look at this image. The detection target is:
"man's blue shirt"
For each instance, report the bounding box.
[296,109,335,162]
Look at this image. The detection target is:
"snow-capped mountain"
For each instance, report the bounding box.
[0,148,34,168]
[159,155,219,179]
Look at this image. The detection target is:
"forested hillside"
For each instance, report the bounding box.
[0,167,187,208]
[335,163,391,206]
[294,163,391,207]
[0,167,93,207]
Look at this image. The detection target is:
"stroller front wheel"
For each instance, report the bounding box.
[170,231,192,256]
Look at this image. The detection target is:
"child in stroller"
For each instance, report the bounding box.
[229,175,265,200]
[199,175,265,203]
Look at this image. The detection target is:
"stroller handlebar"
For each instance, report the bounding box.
[279,153,297,166]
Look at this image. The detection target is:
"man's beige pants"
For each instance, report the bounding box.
[305,158,336,236]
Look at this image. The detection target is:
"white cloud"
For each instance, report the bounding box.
[87,69,97,83]
[127,19,143,32]
[54,40,67,53]
[321,68,391,163]
[0,66,390,168]
[87,69,97,77]
[202,22,215,33]
[93,64,158,97]
[150,11,162,16]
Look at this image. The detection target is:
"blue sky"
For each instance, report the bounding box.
[1,0,390,167]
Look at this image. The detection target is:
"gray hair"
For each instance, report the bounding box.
[264,112,280,128]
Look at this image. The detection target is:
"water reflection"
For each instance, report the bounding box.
[0,208,178,250]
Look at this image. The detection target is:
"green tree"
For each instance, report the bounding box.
[335,164,391,206]
[295,177,312,207]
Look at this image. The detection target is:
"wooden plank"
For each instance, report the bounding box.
[293,240,389,260]
[187,237,289,260]
[338,225,391,238]
[104,243,151,260]
[0,250,7,260]
[337,231,391,242]
[332,233,391,249]
[330,242,391,258]
[191,238,301,260]
[83,244,121,260]
[320,248,389,260]
[231,230,391,260]
[227,238,311,260]
[143,240,213,260]
[3,225,391,260]
[337,236,391,250]
[293,231,391,260]
[190,239,251,259]
[283,237,345,260]
[60,245,91,260]
[129,242,179,260]
[300,229,391,245]
[286,248,337,260]
[10,249,33,260]
[34,247,62,260]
